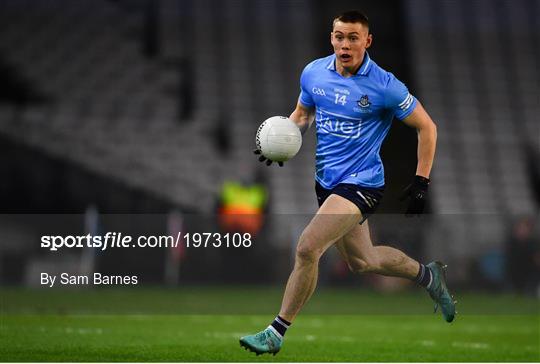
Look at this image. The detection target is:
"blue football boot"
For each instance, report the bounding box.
[240,327,282,356]
[426,261,457,322]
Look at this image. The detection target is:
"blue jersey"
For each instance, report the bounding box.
[299,53,417,189]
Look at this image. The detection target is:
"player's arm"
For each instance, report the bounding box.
[289,101,315,135]
[386,72,436,215]
[399,101,437,215]
[402,101,437,179]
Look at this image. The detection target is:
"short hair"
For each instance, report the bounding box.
[332,10,370,31]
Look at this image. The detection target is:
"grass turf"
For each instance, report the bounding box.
[1,288,538,362]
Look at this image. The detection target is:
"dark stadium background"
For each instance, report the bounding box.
[0,0,538,321]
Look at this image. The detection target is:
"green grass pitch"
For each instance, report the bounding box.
[1,287,538,362]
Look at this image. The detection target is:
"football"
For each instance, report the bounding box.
[255,116,302,162]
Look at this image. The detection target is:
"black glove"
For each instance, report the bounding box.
[253,149,283,167]
[400,175,430,216]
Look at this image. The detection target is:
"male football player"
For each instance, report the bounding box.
[242,10,456,356]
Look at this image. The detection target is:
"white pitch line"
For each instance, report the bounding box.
[305,318,324,328]
[420,340,435,346]
[63,327,103,335]
[459,325,536,334]
[452,341,489,349]
[204,331,247,339]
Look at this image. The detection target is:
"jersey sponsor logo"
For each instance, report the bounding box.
[312,87,326,96]
[318,115,361,139]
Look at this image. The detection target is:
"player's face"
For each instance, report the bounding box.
[331,21,372,75]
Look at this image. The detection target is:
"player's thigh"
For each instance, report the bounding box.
[298,194,362,257]
[336,220,379,270]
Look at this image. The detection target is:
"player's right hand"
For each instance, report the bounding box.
[400,175,430,216]
[253,149,284,167]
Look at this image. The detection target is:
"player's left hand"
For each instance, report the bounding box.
[400,175,430,215]
[253,149,284,167]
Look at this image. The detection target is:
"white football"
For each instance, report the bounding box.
[255,116,302,162]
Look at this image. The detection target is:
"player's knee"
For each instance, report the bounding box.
[295,244,320,264]
[296,232,323,263]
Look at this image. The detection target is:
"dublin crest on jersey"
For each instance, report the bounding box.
[354,94,372,113]
[357,95,371,108]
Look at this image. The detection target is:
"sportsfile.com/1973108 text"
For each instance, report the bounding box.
[40,232,253,251]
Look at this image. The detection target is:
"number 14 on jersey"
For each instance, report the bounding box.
[334,93,347,105]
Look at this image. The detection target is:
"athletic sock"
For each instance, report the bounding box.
[415,263,433,289]
[268,315,291,338]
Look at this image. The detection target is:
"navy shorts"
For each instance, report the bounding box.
[315,182,384,223]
